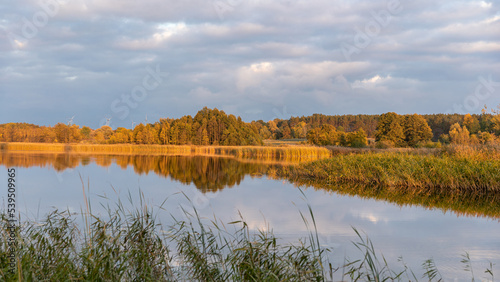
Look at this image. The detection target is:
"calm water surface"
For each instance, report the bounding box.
[1,152,499,281]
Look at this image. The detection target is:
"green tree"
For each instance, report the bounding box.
[80,126,91,140]
[375,112,405,146]
[346,128,368,148]
[438,134,450,145]
[307,124,339,145]
[306,128,321,145]
[463,114,480,134]
[292,121,307,139]
[492,115,500,135]
[259,126,272,140]
[403,114,433,147]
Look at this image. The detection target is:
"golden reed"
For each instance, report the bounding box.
[1,142,331,162]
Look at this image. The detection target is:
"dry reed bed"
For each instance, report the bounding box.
[1,142,331,162]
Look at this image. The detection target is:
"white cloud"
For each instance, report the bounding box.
[249,62,273,73]
[12,39,25,49]
[357,213,383,224]
[155,22,188,40]
[483,13,500,24]
[479,1,492,9]
[351,74,390,89]
[237,60,369,91]
[115,22,188,50]
[443,41,500,53]
[237,62,275,91]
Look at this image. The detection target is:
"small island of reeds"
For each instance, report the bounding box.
[281,145,500,193]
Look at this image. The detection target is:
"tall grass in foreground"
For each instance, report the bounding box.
[0,192,496,281]
[170,200,328,281]
[0,207,172,281]
[343,228,418,281]
[0,201,330,281]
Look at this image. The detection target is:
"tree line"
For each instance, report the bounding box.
[1,106,499,147]
[374,113,433,147]
[373,108,500,147]
[0,107,262,146]
[306,126,368,147]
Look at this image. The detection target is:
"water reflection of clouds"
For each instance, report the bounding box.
[357,213,383,224]
[226,183,500,279]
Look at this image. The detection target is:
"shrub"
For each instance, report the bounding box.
[423,141,442,149]
[375,140,395,149]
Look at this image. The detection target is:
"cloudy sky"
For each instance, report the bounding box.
[1,0,499,128]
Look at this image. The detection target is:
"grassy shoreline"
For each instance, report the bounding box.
[281,145,500,192]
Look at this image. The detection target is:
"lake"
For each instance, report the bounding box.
[1,152,499,281]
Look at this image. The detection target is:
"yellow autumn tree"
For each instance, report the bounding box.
[449,123,470,144]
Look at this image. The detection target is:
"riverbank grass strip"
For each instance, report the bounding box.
[287,153,500,191]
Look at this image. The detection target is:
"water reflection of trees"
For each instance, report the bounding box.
[2,152,500,219]
[284,177,500,219]
[0,152,271,193]
[0,152,81,172]
[112,155,270,192]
